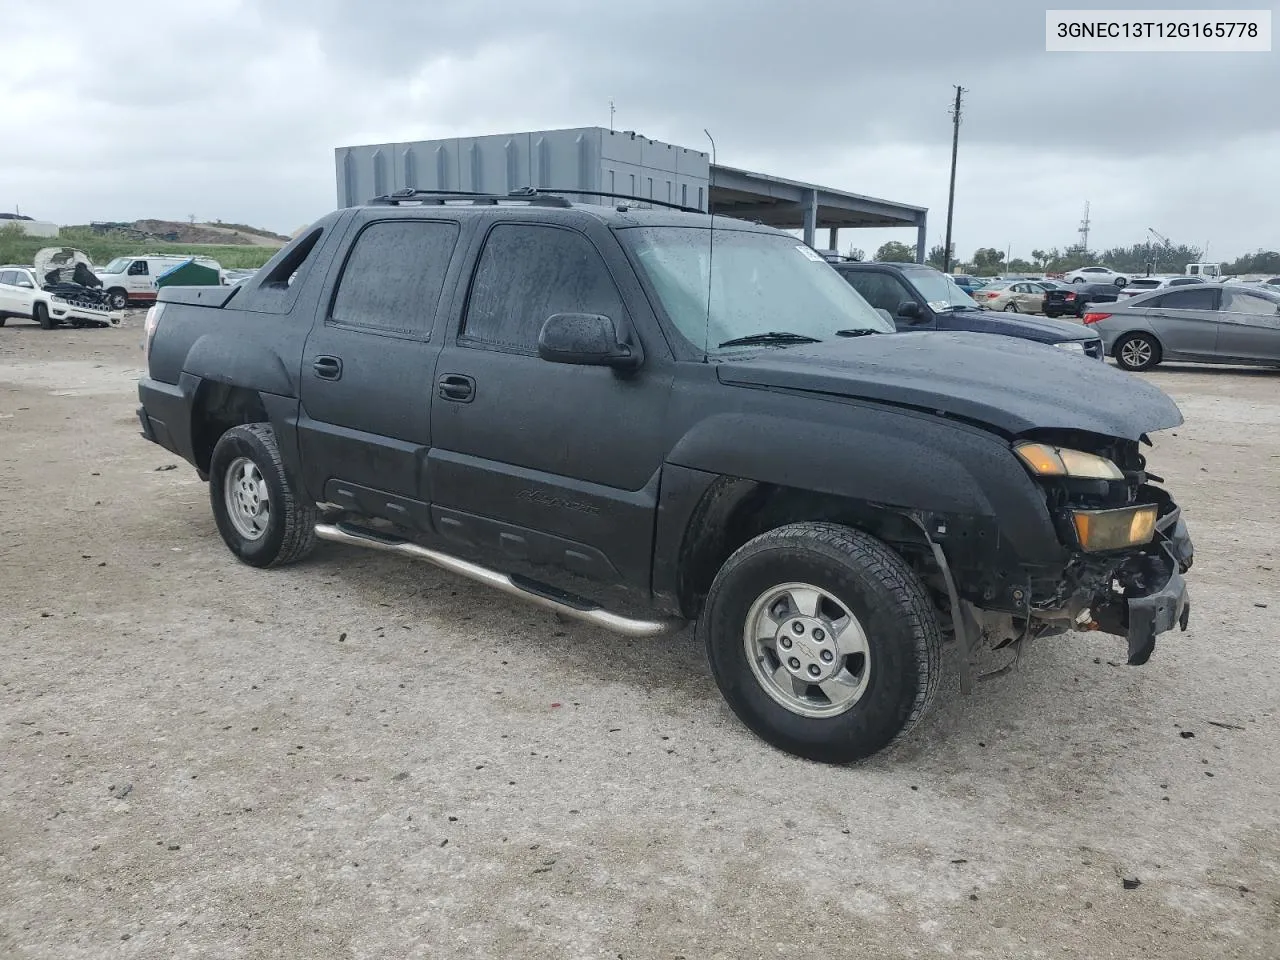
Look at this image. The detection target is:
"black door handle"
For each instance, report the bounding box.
[438,374,475,402]
[312,356,342,380]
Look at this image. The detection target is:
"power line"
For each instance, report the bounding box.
[942,85,966,274]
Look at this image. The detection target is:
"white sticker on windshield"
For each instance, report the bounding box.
[795,244,825,262]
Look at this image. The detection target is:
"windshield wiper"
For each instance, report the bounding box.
[718,331,822,348]
[834,328,882,337]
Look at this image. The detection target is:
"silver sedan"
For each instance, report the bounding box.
[1084,283,1280,371]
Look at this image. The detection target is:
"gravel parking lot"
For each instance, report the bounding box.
[2,317,1277,959]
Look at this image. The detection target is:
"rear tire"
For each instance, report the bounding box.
[34,303,54,330]
[701,522,942,764]
[1114,277,1128,288]
[1115,332,1161,371]
[208,423,317,568]
[1006,301,1019,313]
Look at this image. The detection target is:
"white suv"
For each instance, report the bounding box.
[0,265,123,329]
[1065,265,1129,287]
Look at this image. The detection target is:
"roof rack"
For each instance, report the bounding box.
[366,186,701,213]
[529,188,701,213]
[368,188,572,208]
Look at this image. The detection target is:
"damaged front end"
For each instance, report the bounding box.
[1010,432,1193,665]
[922,430,1194,685]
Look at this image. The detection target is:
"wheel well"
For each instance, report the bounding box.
[675,479,937,620]
[190,383,269,474]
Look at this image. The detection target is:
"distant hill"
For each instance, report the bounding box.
[74,219,290,248]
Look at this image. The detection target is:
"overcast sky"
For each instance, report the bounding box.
[4,0,1277,261]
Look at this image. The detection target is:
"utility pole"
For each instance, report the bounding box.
[1077,201,1091,257]
[942,85,966,274]
[609,100,616,132]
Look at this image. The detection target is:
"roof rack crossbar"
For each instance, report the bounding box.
[529,188,700,213]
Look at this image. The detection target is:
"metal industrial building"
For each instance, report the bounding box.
[335,127,927,260]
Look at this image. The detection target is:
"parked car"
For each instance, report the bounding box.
[950,274,984,294]
[95,254,225,310]
[1043,282,1123,319]
[972,279,1047,314]
[1065,266,1130,288]
[1117,276,1205,300]
[136,189,1193,764]
[1084,282,1280,370]
[831,263,1101,356]
[0,253,123,329]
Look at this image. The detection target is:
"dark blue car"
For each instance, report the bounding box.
[832,262,1103,359]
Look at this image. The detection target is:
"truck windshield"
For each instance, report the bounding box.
[621,227,892,352]
[102,258,131,274]
[900,267,979,312]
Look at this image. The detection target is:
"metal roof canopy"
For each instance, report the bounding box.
[709,164,927,260]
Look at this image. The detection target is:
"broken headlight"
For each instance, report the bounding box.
[1014,442,1124,481]
[1071,505,1158,552]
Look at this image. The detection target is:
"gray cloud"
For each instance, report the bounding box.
[3,0,1277,258]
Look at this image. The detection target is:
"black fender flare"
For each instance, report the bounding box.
[183,333,297,398]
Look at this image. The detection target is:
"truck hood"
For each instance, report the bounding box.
[716,331,1182,440]
[937,308,1092,342]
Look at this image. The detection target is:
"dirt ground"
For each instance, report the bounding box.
[2,315,1277,960]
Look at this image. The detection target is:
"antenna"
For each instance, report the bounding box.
[702,129,717,364]
[1077,201,1091,256]
[609,99,615,132]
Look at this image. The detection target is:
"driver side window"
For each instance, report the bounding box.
[462,224,625,354]
[128,261,149,276]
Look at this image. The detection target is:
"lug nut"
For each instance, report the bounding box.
[807,664,821,677]
[779,637,793,649]
[792,622,805,635]
[813,628,825,642]
[820,650,834,663]
[788,657,801,670]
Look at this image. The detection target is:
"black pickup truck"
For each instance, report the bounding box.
[137,190,1194,763]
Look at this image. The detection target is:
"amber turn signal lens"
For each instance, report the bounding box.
[1072,505,1158,552]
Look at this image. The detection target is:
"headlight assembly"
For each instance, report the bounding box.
[1053,341,1086,353]
[1072,505,1158,552]
[1014,442,1124,480]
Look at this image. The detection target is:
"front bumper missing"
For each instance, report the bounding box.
[1091,508,1193,665]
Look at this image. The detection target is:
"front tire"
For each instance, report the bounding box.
[701,522,942,764]
[1115,332,1161,371]
[106,289,129,311]
[34,303,54,329]
[208,423,317,568]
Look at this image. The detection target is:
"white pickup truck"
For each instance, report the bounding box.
[0,248,123,329]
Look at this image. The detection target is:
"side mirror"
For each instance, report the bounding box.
[896,300,923,321]
[537,313,641,369]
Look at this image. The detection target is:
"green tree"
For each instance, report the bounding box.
[1219,249,1280,275]
[874,240,917,263]
[845,246,866,262]
[1007,258,1034,274]
[926,243,954,270]
[971,247,1005,274]
[1030,249,1049,268]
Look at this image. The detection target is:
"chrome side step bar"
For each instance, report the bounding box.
[314,523,687,639]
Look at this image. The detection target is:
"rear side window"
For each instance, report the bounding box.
[462,224,624,353]
[1150,288,1219,310]
[330,220,460,338]
[1224,289,1280,315]
[0,271,14,285]
[840,271,912,314]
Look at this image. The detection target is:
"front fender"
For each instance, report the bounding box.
[665,403,1066,566]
